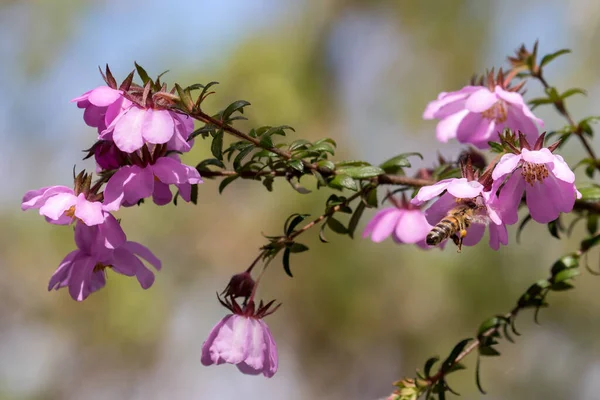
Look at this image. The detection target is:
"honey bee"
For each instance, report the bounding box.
[426,200,488,252]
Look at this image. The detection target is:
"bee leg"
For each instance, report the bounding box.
[455,229,468,253]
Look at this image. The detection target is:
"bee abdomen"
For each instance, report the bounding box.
[426,218,459,245]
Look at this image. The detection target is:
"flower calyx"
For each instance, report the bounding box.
[217,292,281,319]
[470,67,525,93]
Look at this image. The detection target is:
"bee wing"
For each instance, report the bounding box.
[470,214,490,226]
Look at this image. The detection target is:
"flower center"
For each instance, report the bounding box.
[481,101,508,123]
[65,205,76,218]
[521,161,549,185]
[93,263,112,273]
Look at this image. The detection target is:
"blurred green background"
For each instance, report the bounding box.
[3,0,600,399]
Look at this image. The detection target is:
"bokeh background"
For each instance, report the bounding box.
[2,0,600,399]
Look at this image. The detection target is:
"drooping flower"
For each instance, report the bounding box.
[362,195,434,249]
[201,295,279,378]
[492,133,581,224]
[423,71,543,149]
[411,177,508,251]
[103,153,202,210]
[72,86,125,134]
[49,220,161,301]
[22,185,107,226]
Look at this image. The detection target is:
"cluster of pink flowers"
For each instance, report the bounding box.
[364,71,580,252]
[21,68,201,301]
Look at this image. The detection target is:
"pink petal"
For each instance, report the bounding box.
[424,192,456,226]
[368,209,402,243]
[461,223,485,246]
[464,87,498,113]
[423,86,479,119]
[495,86,544,127]
[74,194,105,226]
[113,106,145,152]
[135,264,156,289]
[104,97,130,129]
[98,214,127,250]
[497,173,526,225]
[74,223,99,252]
[446,179,483,199]
[111,248,140,276]
[152,157,188,184]
[550,154,576,183]
[208,315,252,365]
[492,153,522,180]
[103,165,154,211]
[521,148,554,164]
[236,318,267,375]
[394,209,431,243]
[525,180,561,223]
[152,181,173,206]
[436,109,469,142]
[22,186,73,210]
[142,109,175,144]
[83,105,105,128]
[39,193,77,221]
[71,90,91,103]
[502,105,539,144]
[411,179,453,205]
[177,183,192,202]
[123,241,162,271]
[201,315,234,366]
[48,250,79,290]
[67,256,95,302]
[88,87,122,107]
[488,223,508,250]
[456,112,494,146]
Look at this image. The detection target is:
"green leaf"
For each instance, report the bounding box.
[317,160,335,171]
[544,86,561,103]
[289,139,311,151]
[380,152,423,171]
[211,130,224,160]
[366,188,378,208]
[547,219,561,239]
[327,217,348,234]
[550,254,580,275]
[442,338,472,372]
[319,224,328,243]
[221,100,251,120]
[329,174,357,191]
[553,268,580,284]
[581,234,600,251]
[424,356,439,377]
[475,355,487,394]
[561,88,586,100]
[479,346,501,357]
[218,175,238,194]
[190,184,198,205]
[196,158,226,171]
[285,214,310,235]
[233,144,254,170]
[288,159,304,173]
[540,48,571,67]
[288,243,309,253]
[528,97,554,110]
[175,83,193,111]
[282,248,293,277]
[578,184,600,201]
[309,142,335,155]
[337,166,384,179]
[347,202,366,239]
[135,62,152,85]
[287,178,311,194]
[335,160,371,167]
[477,317,501,336]
[488,141,505,153]
[198,81,219,103]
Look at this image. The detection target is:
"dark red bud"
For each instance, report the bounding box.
[222,272,255,299]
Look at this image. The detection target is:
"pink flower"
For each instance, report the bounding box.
[362,197,434,249]
[101,101,195,154]
[49,220,161,301]
[72,86,124,133]
[411,178,508,250]
[92,140,127,172]
[22,186,107,226]
[201,297,279,377]
[492,147,581,224]
[423,85,543,149]
[103,155,202,210]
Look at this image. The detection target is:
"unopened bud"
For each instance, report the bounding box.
[222,272,255,299]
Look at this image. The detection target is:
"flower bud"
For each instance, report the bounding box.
[222,272,255,299]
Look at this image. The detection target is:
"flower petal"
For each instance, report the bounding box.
[525,179,561,223]
[411,179,453,205]
[492,153,522,180]
[424,192,456,226]
[123,241,162,271]
[152,181,173,206]
[67,256,95,302]
[39,192,77,222]
[205,315,251,365]
[113,106,145,152]
[103,165,154,211]
[88,87,122,107]
[550,154,576,183]
[98,214,127,250]
[48,250,79,290]
[521,148,554,164]
[236,318,267,376]
[22,186,73,210]
[464,87,498,113]
[456,112,494,146]
[394,209,431,243]
[488,223,508,250]
[74,194,105,226]
[142,109,175,144]
[436,109,469,143]
[461,223,485,246]
[446,179,483,199]
[423,87,479,119]
[497,173,526,225]
[495,86,544,127]
[367,208,402,243]
[201,315,234,366]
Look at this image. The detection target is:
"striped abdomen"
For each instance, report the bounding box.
[426,216,463,246]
